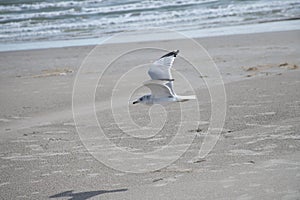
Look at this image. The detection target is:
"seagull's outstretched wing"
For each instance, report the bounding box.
[148,50,179,81]
[148,50,179,94]
[143,80,174,98]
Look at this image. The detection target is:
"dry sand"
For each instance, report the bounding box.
[0,30,300,199]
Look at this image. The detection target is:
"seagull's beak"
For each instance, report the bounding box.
[133,101,138,104]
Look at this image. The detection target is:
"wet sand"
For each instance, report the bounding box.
[0,30,299,199]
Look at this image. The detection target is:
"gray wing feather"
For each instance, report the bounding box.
[148,50,179,94]
[143,80,173,98]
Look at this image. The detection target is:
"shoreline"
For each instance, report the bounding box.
[1,19,300,52]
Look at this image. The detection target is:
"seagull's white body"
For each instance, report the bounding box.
[133,50,195,105]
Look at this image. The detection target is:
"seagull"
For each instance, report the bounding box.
[133,50,196,105]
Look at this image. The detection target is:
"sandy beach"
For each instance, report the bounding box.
[0,30,300,199]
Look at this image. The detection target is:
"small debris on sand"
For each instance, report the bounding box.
[193,158,206,164]
[153,178,164,182]
[246,74,254,77]
[279,63,298,70]
[244,67,258,71]
[279,62,288,67]
[188,127,202,133]
[199,75,208,78]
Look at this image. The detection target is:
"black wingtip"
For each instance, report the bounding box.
[160,50,179,58]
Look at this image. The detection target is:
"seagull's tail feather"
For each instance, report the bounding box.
[176,95,196,102]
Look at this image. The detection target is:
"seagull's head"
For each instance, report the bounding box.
[133,95,151,104]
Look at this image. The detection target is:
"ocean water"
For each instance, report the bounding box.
[0,0,299,47]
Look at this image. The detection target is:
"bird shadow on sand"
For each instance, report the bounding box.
[49,189,128,200]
